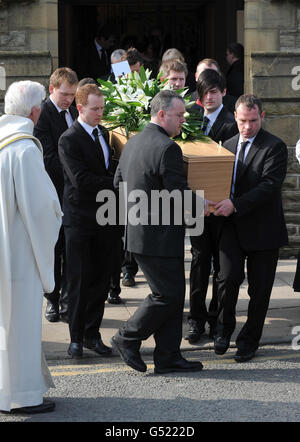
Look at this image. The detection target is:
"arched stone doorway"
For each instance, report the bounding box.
[58,0,244,89]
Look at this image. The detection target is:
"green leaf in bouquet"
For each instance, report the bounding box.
[98,66,209,143]
[110,98,130,108]
[139,66,147,83]
[128,101,145,107]
[97,78,115,90]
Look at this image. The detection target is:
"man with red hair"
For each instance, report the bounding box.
[58,84,115,359]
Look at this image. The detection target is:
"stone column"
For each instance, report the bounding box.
[0,51,52,113]
[244,0,300,257]
[0,0,58,68]
[0,0,57,112]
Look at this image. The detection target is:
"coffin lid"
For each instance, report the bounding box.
[179,139,235,163]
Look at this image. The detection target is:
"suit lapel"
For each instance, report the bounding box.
[75,121,114,171]
[69,105,79,122]
[208,108,225,140]
[236,131,262,183]
[74,121,106,167]
[99,125,114,168]
[224,134,239,155]
[46,98,69,133]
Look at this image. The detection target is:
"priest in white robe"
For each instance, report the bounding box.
[0,81,62,414]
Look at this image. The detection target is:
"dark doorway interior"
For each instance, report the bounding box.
[58,0,244,91]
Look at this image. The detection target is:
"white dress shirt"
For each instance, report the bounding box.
[78,117,110,169]
[50,96,74,128]
[203,104,223,135]
[231,134,257,198]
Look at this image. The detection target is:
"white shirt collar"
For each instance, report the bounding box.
[204,103,223,125]
[50,95,70,114]
[238,134,256,146]
[77,116,99,137]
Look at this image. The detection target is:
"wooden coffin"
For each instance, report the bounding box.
[180,139,235,202]
[109,127,235,203]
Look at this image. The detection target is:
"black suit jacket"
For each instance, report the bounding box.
[114,123,200,258]
[226,59,244,98]
[80,40,111,81]
[58,120,114,228]
[223,129,288,251]
[34,98,78,201]
[189,104,238,144]
[207,106,238,144]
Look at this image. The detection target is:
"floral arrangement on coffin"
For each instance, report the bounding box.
[97,66,208,142]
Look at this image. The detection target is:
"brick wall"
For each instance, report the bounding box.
[251,52,300,257]
[245,0,300,257]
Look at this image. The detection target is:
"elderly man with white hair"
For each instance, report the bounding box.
[0,81,62,414]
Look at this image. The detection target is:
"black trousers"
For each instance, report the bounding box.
[216,219,279,351]
[293,250,300,292]
[188,215,223,327]
[44,226,68,314]
[121,251,139,277]
[109,226,124,295]
[109,229,138,294]
[116,253,186,368]
[64,225,112,343]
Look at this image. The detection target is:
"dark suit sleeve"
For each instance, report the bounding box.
[219,122,239,144]
[159,142,189,192]
[160,142,203,218]
[232,140,287,216]
[113,164,122,191]
[34,107,63,181]
[58,133,114,194]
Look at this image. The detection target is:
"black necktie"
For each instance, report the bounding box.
[59,110,68,130]
[236,140,249,182]
[92,128,107,167]
[202,116,210,134]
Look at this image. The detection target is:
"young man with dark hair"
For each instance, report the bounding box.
[186,69,238,345]
[192,58,236,113]
[196,69,237,141]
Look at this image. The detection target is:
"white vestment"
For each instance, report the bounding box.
[0,114,62,411]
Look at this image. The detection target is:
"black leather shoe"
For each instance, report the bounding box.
[111,336,146,372]
[45,300,59,322]
[214,336,230,355]
[83,338,112,356]
[122,273,135,287]
[107,292,122,304]
[185,320,205,344]
[234,349,256,363]
[3,399,55,415]
[154,357,203,374]
[68,342,83,358]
